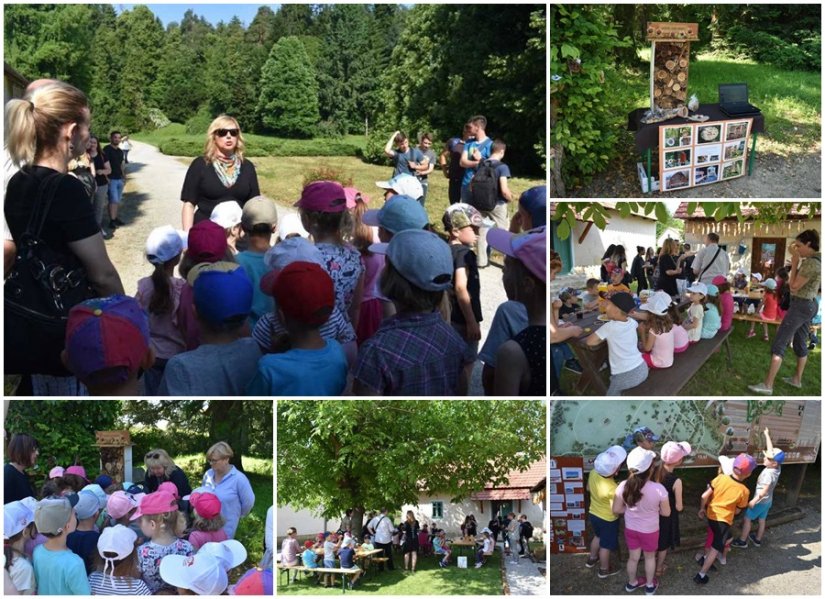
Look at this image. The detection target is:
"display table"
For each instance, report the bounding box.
[628,103,765,193]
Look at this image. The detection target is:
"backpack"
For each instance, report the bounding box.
[520,520,534,539]
[469,159,499,212]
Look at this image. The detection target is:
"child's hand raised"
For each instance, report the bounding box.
[763,427,770,436]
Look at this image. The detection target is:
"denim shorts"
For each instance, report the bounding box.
[589,514,619,550]
[323,559,335,568]
[108,178,125,204]
[745,501,772,521]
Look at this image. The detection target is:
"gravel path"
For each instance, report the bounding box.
[106,141,507,395]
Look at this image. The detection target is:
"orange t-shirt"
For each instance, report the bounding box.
[706,474,750,525]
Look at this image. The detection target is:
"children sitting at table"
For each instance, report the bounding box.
[558,290,579,319]
[337,540,362,589]
[607,268,631,296]
[713,276,734,332]
[667,301,690,353]
[701,284,722,339]
[474,530,495,568]
[585,292,648,395]
[733,269,748,290]
[581,278,601,310]
[747,278,779,340]
[683,282,707,344]
[361,534,375,551]
[637,291,676,369]
[418,524,432,556]
[434,530,452,568]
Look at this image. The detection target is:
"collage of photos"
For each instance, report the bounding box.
[659,118,753,191]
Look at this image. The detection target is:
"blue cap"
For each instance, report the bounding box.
[519,186,546,228]
[94,474,113,489]
[193,266,253,324]
[362,194,429,233]
[766,448,785,464]
[370,230,453,292]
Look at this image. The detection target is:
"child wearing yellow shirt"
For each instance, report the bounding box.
[585,445,627,578]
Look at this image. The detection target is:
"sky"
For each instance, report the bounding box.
[119,3,282,27]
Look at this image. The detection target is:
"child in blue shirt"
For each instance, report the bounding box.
[235,196,279,328]
[700,284,722,339]
[33,495,92,595]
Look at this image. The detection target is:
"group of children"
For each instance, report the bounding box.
[57,180,546,396]
[586,426,784,594]
[4,465,272,595]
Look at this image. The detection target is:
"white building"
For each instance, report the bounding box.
[276,504,328,537]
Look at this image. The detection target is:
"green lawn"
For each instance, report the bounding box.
[175,453,272,576]
[277,549,504,595]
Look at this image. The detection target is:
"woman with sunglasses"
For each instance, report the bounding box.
[180,115,261,231]
[143,448,192,505]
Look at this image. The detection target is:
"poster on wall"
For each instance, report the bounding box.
[659,118,752,192]
[549,456,588,554]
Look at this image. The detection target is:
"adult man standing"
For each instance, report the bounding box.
[414,133,436,207]
[383,131,425,178]
[692,232,730,284]
[459,115,493,204]
[370,507,396,571]
[440,123,474,205]
[103,131,126,228]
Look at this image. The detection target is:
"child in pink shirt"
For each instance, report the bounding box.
[637,291,676,368]
[187,490,227,551]
[712,275,734,332]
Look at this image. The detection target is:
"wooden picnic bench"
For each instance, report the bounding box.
[732,312,822,333]
[312,566,363,594]
[621,327,732,396]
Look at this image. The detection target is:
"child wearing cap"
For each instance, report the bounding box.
[210,200,244,254]
[511,185,546,232]
[585,292,649,395]
[301,539,320,569]
[232,566,273,595]
[486,227,546,396]
[134,491,194,593]
[106,490,146,544]
[732,428,783,549]
[607,268,631,296]
[235,195,279,327]
[434,530,452,567]
[88,524,151,594]
[612,447,670,595]
[296,181,365,330]
[443,203,484,395]
[247,261,348,396]
[62,295,155,396]
[159,552,228,595]
[637,290,676,369]
[653,441,692,579]
[351,193,387,345]
[321,532,342,587]
[33,495,92,594]
[66,490,102,574]
[158,263,262,396]
[694,453,755,584]
[136,225,188,396]
[353,229,467,396]
[4,499,38,594]
[747,278,779,340]
[188,490,227,550]
[701,284,722,339]
[585,445,626,578]
[684,282,707,343]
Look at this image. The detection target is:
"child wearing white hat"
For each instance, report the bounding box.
[637,291,677,369]
[654,441,692,578]
[210,201,244,255]
[585,445,627,578]
[684,282,707,343]
[612,447,670,595]
[88,524,151,595]
[4,499,38,594]
[159,552,228,595]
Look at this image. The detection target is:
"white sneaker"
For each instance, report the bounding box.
[475,563,483,568]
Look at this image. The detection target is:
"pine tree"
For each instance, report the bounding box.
[256,36,320,138]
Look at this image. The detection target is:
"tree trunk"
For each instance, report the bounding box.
[207,400,247,473]
[351,506,366,540]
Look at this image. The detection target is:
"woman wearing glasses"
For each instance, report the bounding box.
[180,115,261,231]
[201,441,255,539]
[143,448,193,503]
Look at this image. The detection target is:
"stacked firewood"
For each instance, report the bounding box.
[653,42,690,109]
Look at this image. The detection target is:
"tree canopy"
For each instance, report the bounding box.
[277,400,546,537]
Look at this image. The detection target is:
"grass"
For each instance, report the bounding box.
[277,548,504,595]
[175,453,272,577]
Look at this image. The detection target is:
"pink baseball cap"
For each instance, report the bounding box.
[65,465,89,482]
[49,466,65,479]
[294,181,348,213]
[130,491,178,520]
[712,275,728,285]
[344,187,370,209]
[157,482,179,499]
[487,226,547,283]
[660,441,692,465]
[190,491,222,519]
[188,220,227,263]
[107,490,139,520]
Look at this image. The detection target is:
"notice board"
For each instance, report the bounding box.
[549,456,588,554]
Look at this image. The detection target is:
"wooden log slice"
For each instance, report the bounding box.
[672,83,681,92]
[677,72,687,82]
[654,88,663,98]
[680,58,688,68]
[666,59,676,71]
[657,70,668,80]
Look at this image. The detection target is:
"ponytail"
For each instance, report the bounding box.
[622,467,652,507]
[5,99,37,167]
[148,261,174,315]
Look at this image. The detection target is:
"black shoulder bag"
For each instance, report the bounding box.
[698,246,722,281]
[4,172,96,375]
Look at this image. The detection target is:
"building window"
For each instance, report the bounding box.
[432,501,443,519]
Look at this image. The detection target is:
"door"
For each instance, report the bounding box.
[751,237,785,280]
[496,500,513,521]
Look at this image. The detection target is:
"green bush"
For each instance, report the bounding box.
[362,128,394,166]
[728,26,820,71]
[550,5,632,188]
[185,106,216,135]
[157,137,361,158]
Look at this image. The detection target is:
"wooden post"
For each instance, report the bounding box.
[785,463,808,507]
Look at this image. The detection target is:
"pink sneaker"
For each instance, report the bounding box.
[746,331,756,338]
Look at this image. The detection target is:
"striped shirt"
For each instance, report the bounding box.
[88,572,151,595]
[353,312,466,395]
[252,306,356,352]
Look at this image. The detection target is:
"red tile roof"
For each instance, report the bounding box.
[674,202,820,219]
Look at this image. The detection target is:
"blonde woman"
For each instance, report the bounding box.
[200,442,255,539]
[180,115,260,231]
[144,448,192,500]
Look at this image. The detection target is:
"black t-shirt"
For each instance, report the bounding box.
[4,463,35,504]
[91,152,108,186]
[447,137,467,182]
[102,145,124,179]
[66,529,101,574]
[145,466,193,497]
[181,157,261,222]
[514,325,546,396]
[5,166,99,255]
[656,254,679,295]
[450,243,482,325]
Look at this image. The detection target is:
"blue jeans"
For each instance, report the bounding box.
[550,342,574,382]
[108,178,125,204]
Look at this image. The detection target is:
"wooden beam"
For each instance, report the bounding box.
[577,221,593,244]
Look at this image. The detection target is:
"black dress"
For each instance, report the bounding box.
[402,520,420,553]
[657,471,680,551]
[180,157,261,223]
[656,254,679,296]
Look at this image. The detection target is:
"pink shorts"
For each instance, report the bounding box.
[625,528,659,552]
[674,343,689,354]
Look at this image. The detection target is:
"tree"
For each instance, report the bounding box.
[257,36,320,137]
[153,26,206,123]
[277,400,546,539]
[272,4,317,40]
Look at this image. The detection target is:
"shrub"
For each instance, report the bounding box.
[362,128,394,166]
[157,137,361,158]
[728,26,820,71]
[186,106,215,135]
[315,120,346,139]
[145,108,171,130]
[301,167,353,188]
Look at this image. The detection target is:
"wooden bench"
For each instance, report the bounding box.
[622,327,732,396]
[733,313,821,332]
[277,564,309,585]
[313,567,363,594]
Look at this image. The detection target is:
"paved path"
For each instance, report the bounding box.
[502,546,547,595]
[106,141,507,395]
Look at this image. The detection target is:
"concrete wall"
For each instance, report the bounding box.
[276,504,327,537]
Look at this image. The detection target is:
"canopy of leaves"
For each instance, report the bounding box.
[276,400,546,519]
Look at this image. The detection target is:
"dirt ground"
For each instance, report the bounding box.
[549,495,821,595]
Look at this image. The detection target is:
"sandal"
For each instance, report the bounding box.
[763,334,770,341]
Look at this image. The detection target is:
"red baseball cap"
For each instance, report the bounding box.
[187,220,227,263]
[233,567,273,595]
[130,491,178,520]
[157,482,179,499]
[190,491,222,519]
[271,262,335,326]
[294,181,348,213]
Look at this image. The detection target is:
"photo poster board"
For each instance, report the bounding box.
[658,117,752,193]
[549,456,588,554]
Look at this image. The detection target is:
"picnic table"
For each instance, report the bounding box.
[450,537,479,558]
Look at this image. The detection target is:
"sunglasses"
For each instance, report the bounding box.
[214,128,239,138]
[145,452,160,460]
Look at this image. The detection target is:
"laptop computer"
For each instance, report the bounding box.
[719,83,761,117]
